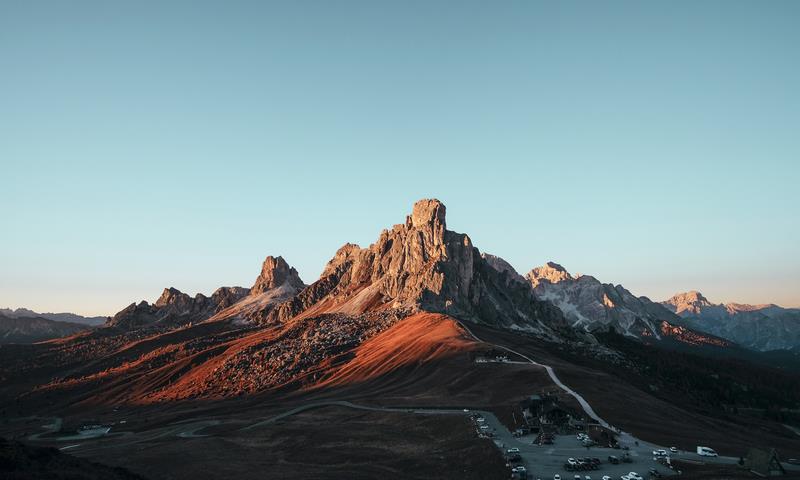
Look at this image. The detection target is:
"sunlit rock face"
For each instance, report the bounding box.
[662,291,800,351]
[526,263,679,338]
[251,256,305,295]
[263,199,566,334]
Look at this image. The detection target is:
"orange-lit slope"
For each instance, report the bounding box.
[315,313,477,389]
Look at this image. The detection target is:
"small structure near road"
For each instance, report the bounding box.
[744,448,786,477]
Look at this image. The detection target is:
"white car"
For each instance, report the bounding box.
[670,446,678,454]
[512,466,527,473]
[568,458,577,466]
[476,417,485,423]
[628,473,643,480]
[554,475,561,480]
[507,448,520,454]
[602,477,611,480]
[480,425,490,430]
[585,476,592,480]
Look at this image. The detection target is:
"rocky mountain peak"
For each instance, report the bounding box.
[251,256,305,295]
[154,287,192,308]
[662,290,714,316]
[408,198,446,232]
[527,261,574,287]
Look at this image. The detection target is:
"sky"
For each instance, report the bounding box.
[1,1,799,316]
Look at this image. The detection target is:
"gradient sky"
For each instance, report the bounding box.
[2,1,799,316]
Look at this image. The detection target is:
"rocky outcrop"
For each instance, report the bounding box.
[662,292,800,351]
[526,262,680,337]
[251,256,305,295]
[260,199,566,334]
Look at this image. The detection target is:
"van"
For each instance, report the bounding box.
[696,446,718,457]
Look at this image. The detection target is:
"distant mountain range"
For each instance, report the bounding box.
[662,291,800,351]
[0,313,90,344]
[478,260,799,352]
[0,308,106,344]
[0,308,106,326]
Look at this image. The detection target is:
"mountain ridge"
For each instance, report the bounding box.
[662,291,800,350]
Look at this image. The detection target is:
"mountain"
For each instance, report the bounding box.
[257,199,566,333]
[0,313,90,344]
[662,291,800,351]
[0,308,106,326]
[525,262,680,338]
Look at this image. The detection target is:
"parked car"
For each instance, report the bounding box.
[627,472,643,480]
[554,475,561,480]
[608,456,619,465]
[507,448,520,454]
[669,447,678,454]
[602,477,611,480]
[512,466,527,473]
[786,458,800,465]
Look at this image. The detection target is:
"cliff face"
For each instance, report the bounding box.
[260,199,565,334]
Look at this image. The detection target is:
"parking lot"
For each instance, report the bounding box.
[472,413,677,480]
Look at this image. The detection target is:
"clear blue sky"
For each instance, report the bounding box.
[2,1,798,316]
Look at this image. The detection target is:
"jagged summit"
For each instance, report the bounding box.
[251,255,305,295]
[155,287,192,308]
[662,290,714,316]
[527,261,574,287]
[408,198,447,233]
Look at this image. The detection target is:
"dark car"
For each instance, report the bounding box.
[608,456,619,465]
